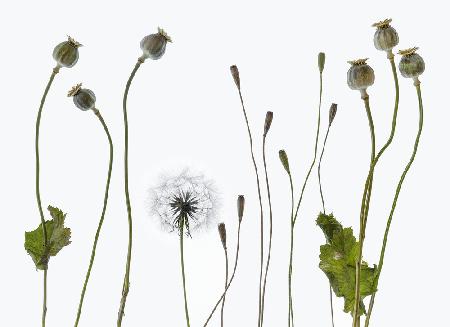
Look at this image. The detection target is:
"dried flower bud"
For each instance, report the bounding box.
[279,149,290,174]
[347,59,375,91]
[398,47,425,79]
[329,103,337,126]
[237,195,245,223]
[318,52,326,73]
[53,36,81,68]
[218,223,227,249]
[264,111,273,136]
[372,19,399,53]
[68,83,96,111]
[140,27,171,60]
[230,65,240,89]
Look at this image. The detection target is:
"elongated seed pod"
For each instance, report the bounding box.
[218,223,227,249]
[237,195,245,222]
[279,150,290,174]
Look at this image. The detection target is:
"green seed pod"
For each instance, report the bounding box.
[372,19,399,53]
[53,36,81,68]
[318,52,326,73]
[264,111,273,136]
[237,195,245,223]
[140,27,171,60]
[347,59,375,91]
[230,65,240,89]
[279,149,290,174]
[218,223,227,249]
[398,47,425,79]
[68,83,96,111]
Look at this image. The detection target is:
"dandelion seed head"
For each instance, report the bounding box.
[149,169,219,237]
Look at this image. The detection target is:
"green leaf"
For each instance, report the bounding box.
[24,205,71,270]
[317,213,376,316]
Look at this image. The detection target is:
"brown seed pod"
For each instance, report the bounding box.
[218,223,227,249]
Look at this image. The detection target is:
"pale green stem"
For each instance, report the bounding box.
[287,173,294,327]
[35,66,60,327]
[364,81,423,327]
[220,247,229,327]
[117,58,143,326]
[180,217,191,327]
[74,110,113,326]
[203,222,242,326]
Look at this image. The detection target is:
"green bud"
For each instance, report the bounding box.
[279,149,290,174]
[264,111,273,136]
[318,52,326,73]
[68,83,96,111]
[53,36,81,68]
[218,223,227,249]
[237,195,245,223]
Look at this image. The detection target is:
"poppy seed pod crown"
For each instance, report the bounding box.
[53,36,82,68]
[398,47,425,79]
[347,59,375,91]
[68,83,96,111]
[372,19,399,54]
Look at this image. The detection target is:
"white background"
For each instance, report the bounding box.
[1,0,448,326]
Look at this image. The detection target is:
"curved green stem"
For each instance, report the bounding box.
[235,87,264,327]
[180,217,191,327]
[292,72,322,225]
[220,247,229,327]
[260,134,274,326]
[364,81,423,327]
[203,222,242,326]
[74,110,113,326]
[353,95,376,326]
[117,58,143,326]
[35,66,60,327]
[287,173,294,327]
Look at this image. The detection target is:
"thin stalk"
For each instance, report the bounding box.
[292,72,322,225]
[235,87,265,327]
[117,58,143,326]
[260,134,274,326]
[317,123,335,327]
[353,96,376,326]
[180,217,191,327]
[220,247,229,327]
[287,173,294,327]
[74,109,113,326]
[35,66,60,327]
[203,222,242,326]
[364,81,423,327]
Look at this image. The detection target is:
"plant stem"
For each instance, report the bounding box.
[353,95,376,326]
[287,173,294,327]
[220,247,229,327]
[318,125,331,214]
[35,66,60,327]
[317,123,335,327]
[235,86,264,327]
[74,109,113,326]
[292,72,322,225]
[117,58,143,326]
[364,80,423,327]
[260,134,274,326]
[180,217,191,327]
[203,222,242,326]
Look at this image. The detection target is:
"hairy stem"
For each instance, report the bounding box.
[203,222,242,326]
[235,87,265,326]
[74,110,113,326]
[35,66,60,327]
[180,218,191,327]
[353,96,376,326]
[260,134,274,326]
[364,81,423,327]
[117,58,143,326]
[220,247,229,327]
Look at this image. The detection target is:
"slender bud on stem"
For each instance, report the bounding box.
[218,223,227,250]
[264,111,273,136]
[329,103,338,126]
[279,149,290,174]
[318,52,326,73]
[237,195,245,223]
[230,65,240,89]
